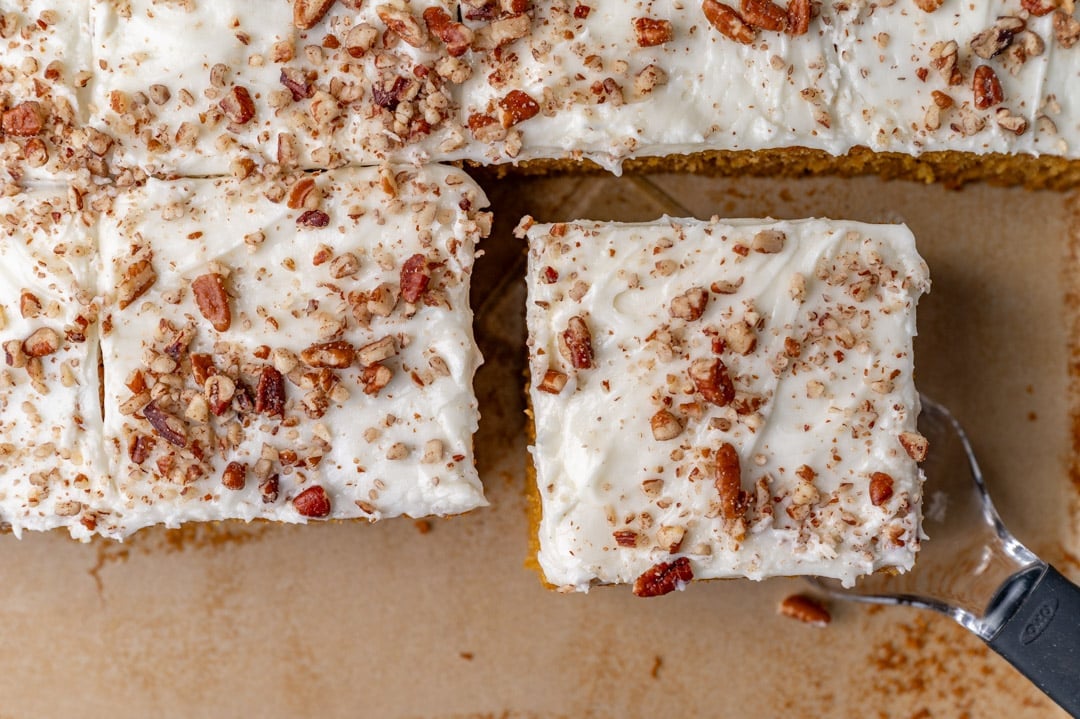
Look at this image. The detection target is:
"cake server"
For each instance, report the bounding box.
[810,396,1080,717]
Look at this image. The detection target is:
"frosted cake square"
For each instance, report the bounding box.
[97,165,489,538]
[0,186,109,539]
[522,216,930,594]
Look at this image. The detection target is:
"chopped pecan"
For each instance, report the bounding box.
[688,358,735,406]
[205,375,236,416]
[1,101,45,137]
[293,0,336,28]
[423,6,474,56]
[559,316,594,370]
[669,287,709,321]
[400,253,431,304]
[726,320,756,355]
[23,327,60,357]
[634,17,673,46]
[190,353,216,386]
[20,292,41,320]
[117,257,157,310]
[1055,10,1080,49]
[280,67,316,101]
[345,24,379,57]
[129,435,155,465]
[360,363,393,395]
[191,273,231,332]
[899,431,929,462]
[702,0,755,43]
[740,0,787,31]
[786,0,809,35]
[219,86,256,125]
[294,485,332,517]
[633,557,694,597]
[656,525,686,553]
[613,529,639,548]
[970,16,1024,60]
[377,5,428,47]
[1022,0,1058,15]
[297,210,330,228]
[869,472,895,506]
[301,341,355,369]
[143,401,188,448]
[260,475,280,504]
[913,0,943,11]
[287,177,319,210]
[778,594,831,627]
[752,229,786,254]
[255,366,286,416]
[497,89,540,128]
[537,369,568,394]
[650,409,683,441]
[973,65,1003,109]
[715,442,747,519]
[222,461,247,490]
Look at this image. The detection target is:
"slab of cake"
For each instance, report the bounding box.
[1,0,1078,186]
[521,216,930,592]
[0,165,491,539]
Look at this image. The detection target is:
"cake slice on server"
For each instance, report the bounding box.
[96,165,490,538]
[0,186,110,539]
[521,216,930,595]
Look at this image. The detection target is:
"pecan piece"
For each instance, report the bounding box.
[899,431,929,462]
[650,409,683,441]
[970,17,1024,60]
[255,366,286,416]
[669,287,709,321]
[537,369,568,394]
[377,5,428,47]
[913,0,943,11]
[613,529,639,548]
[260,475,280,504]
[688,358,735,406]
[360,363,393,395]
[190,353,216,386]
[22,327,60,357]
[143,401,188,448]
[1055,10,1080,49]
[972,65,1003,109]
[294,0,337,28]
[129,435,155,465]
[869,472,895,506]
[297,210,330,228]
[1,101,45,137]
[423,6,474,56]
[559,316,594,370]
[301,341,355,369]
[752,229,786,254]
[1022,0,1058,15]
[786,0,809,35]
[191,273,231,332]
[222,461,247,490]
[633,557,694,597]
[400,253,431,303]
[740,0,787,31]
[715,442,747,519]
[778,594,831,627]
[118,257,157,310]
[497,89,540,128]
[294,485,331,517]
[634,17,673,46]
[280,67,316,101]
[219,86,256,125]
[702,0,756,43]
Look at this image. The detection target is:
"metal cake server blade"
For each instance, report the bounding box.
[810,396,1080,716]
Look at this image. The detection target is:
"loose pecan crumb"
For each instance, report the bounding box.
[869,472,895,506]
[702,0,755,42]
[633,557,694,597]
[778,594,831,627]
[688,358,735,406]
[294,485,332,517]
[222,461,247,490]
[715,442,747,519]
[634,17,674,46]
[191,273,232,332]
[559,316,594,370]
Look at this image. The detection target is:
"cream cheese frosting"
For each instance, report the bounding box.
[523,216,930,592]
[72,0,1080,176]
[95,165,490,537]
[0,186,110,539]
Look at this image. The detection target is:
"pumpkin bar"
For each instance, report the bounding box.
[522,215,930,594]
[96,165,490,538]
